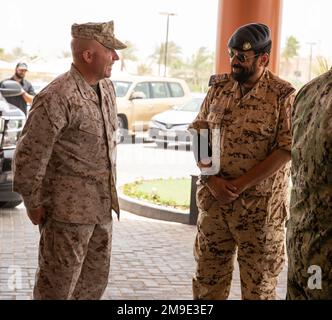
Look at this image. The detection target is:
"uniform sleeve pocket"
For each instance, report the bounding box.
[196,184,215,211]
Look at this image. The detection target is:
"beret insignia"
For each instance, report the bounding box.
[243,42,252,50]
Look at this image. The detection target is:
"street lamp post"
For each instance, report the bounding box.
[159,12,177,77]
[307,42,316,81]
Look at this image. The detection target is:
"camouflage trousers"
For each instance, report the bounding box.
[193,185,286,300]
[286,220,332,299]
[33,217,113,300]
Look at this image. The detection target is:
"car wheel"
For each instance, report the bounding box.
[116,115,127,144]
[0,200,23,209]
[156,141,168,148]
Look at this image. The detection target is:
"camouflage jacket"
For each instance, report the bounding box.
[13,64,119,224]
[291,68,332,231]
[190,69,296,198]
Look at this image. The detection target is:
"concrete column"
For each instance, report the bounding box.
[215,0,283,74]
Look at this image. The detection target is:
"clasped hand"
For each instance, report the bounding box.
[206,176,244,204]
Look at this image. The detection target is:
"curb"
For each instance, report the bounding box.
[118,191,190,224]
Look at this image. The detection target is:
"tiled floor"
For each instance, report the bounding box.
[0,205,287,300]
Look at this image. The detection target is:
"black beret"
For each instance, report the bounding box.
[227,23,271,52]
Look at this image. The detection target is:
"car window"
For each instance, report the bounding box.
[178,97,205,112]
[168,82,185,97]
[150,82,169,99]
[112,81,132,97]
[133,82,150,99]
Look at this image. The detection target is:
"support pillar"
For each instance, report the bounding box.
[215,0,283,74]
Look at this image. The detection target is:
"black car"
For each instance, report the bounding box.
[0,80,26,208]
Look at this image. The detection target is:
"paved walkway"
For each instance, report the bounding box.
[0,205,287,300]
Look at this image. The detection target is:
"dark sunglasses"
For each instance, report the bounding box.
[228,49,260,63]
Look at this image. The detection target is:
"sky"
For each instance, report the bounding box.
[0,0,331,62]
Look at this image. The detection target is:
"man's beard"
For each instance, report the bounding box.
[15,71,24,80]
[231,62,257,84]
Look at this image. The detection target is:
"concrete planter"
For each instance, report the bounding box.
[118,190,190,224]
[118,175,199,225]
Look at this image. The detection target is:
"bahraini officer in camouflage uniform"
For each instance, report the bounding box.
[13,21,126,300]
[287,69,332,299]
[189,23,296,300]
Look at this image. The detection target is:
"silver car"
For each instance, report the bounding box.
[0,80,26,208]
[148,93,205,148]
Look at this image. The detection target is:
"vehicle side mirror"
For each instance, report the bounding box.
[129,91,146,100]
[0,114,6,170]
[0,80,23,97]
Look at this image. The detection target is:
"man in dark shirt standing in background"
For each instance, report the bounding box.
[1,62,35,114]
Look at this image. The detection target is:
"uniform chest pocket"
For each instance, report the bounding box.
[77,102,105,135]
[79,121,103,137]
[207,104,227,128]
[243,111,276,141]
[77,120,104,156]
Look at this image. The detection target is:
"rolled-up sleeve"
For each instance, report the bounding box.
[13,93,69,209]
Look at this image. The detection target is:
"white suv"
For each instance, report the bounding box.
[112,75,191,138]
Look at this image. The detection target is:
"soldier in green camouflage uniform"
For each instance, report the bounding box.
[13,21,126,300]
[189,23,295,300]
[287,69,332,299]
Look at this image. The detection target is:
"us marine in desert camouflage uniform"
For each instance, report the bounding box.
[287,68,332,299]
[189,23,295,300]
[13,21,126,300]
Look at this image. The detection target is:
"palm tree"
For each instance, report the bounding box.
[186,47,214,92]
[314,56,330,76]
[11,47,28,60]
[137,63,152,76]
[0,48,8,61]
[281,36,300,76]
[150,41,182,76]
[119,41,138,72]
[282,36,300,61]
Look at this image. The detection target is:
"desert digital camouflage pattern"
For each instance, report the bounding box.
[13,64,119,299]
[190,69,295,299]
[71,21,127,50]
[34,218,113,300]
[287,69,332,299]
[13,64,119,224]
